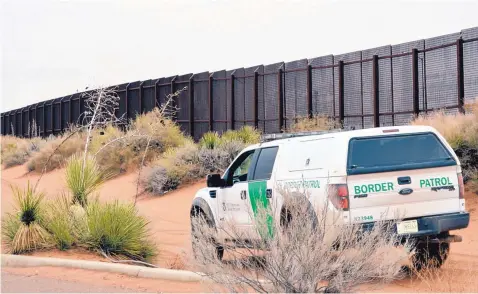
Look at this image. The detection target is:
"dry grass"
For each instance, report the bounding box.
[287,115,340,133]
[411,99,478,149]
[27,130,86,172]
[410,259,478,293]
[1,136,46,169]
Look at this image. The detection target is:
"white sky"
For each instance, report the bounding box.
[1,0,477,112]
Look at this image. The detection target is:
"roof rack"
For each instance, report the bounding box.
[260,129,345,143]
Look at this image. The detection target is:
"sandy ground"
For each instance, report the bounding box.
[2,163,478,292]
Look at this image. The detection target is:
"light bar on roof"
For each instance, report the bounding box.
[260,129,343,143]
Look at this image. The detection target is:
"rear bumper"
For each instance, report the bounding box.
[362,212,470,238]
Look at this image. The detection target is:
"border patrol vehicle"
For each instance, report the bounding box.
[190,126,470,268]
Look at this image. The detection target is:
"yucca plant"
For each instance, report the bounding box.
[235,126,261,144]
[199,132,221,149]
[85,199,156,261]
[66,153,113,207]
[1,182,51,254]
[43,193,75,250]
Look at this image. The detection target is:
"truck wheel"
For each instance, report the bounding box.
[412,241,449,270]
[190,209,224,261]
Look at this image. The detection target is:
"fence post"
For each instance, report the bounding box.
[154,79,160,108]
[456,38,465,113]
[253,70,259,129]
[189,75,195,138]
[306,64,313,118]
[170,77,177,121]
[372,55,380,127]
[59,98,63,133]
[208,74,214,131]
[412,49,420,117]
[50,101,54,136]
[278,66,284,132]
[338,61,345,126]
[43,104,46,137]
[68,95,73,127]
[139,81,144,114]
[230,72,235,130]
[20,108,24,137]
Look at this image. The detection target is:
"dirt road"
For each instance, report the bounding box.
[1,266,206,293]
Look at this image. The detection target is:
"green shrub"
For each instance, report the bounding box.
[44,193,75,250]
[233,126,261,144]
[85,200,156,261]
[1,182,51,254]
[199,132,221,149]
[66,154,114,207]
[1,213,21,245]
[69,204,89,242]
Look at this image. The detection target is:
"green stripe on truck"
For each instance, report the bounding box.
[248,181,274,239]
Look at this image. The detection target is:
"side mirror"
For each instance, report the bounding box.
[207,174,225,188]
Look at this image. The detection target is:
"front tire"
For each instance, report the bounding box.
[191,209,224,261]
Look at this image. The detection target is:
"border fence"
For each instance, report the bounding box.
[2,27,478,140]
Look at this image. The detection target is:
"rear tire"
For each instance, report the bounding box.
[191,209,224,261]
[412,241,449,270]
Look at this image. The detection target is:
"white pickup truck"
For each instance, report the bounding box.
[190,126,470,268]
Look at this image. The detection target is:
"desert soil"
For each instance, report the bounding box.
[2,163,478,292]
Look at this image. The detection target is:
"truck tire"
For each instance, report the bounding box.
[412,241,449,270]
[190,209,224,261]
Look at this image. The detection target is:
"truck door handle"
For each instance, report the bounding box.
[398,176,411,185]
[240,190,247,200]
[266,189,272,199]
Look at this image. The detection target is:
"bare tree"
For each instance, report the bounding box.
[190,187,413,293]
[79,86,124,168]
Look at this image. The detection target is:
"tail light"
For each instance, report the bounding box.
[328,184,350,211]
[458,173,465,199]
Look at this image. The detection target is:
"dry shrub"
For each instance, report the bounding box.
[411,101,478,149]
[143,140,246,195]
[1,136,46,168]
[287,114,340,133]
[191,189,412,293]
[91,108,189,174]
[27,129,85,172]
[130,107,188,151]
[167,253,186,270]
[412,99,478,183]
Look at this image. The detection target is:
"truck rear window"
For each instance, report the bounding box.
[347,133,456,175]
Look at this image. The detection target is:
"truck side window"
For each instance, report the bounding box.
[252,147,279,181]
[226,150,255,185]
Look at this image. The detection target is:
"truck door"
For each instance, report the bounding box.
[246,146,279,240]
[216,149,257,238]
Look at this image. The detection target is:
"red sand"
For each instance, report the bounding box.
[2,163,478,292]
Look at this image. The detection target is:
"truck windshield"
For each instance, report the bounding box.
[347,132,456,175]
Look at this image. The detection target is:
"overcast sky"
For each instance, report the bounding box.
[1,0,477,112]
